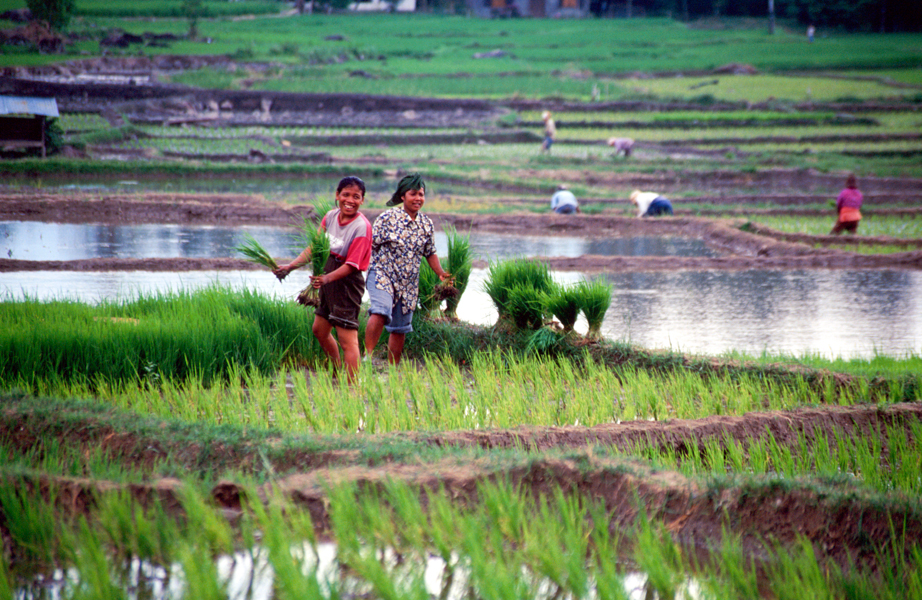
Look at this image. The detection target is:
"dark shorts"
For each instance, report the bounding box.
[644,198,674,217]
[554,204,577,214]
[314,255,365,330]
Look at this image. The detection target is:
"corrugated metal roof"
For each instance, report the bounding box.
[0,95,59,117]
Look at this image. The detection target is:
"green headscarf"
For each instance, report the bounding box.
[387,173,426,206]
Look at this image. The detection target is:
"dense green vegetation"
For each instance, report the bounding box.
[2,6,921,598]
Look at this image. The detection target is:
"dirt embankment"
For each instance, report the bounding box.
[3,401,921,575]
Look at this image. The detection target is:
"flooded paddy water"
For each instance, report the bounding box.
[2,221,919,359]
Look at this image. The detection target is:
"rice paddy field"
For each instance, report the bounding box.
[2,6,922,599]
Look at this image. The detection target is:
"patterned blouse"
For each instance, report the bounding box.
[369,207,437,314]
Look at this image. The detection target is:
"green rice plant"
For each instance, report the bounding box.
[505,283,548,330]
[234,232,279,271]
[0,485,64,567]
[296,207,333,308]
[576,279,613,341]
[70,518,125,600]
[483,258,554,327]
[417,258,442,318]
[545,281,581,333]
[633,512,686,600]
[443,226,473,320]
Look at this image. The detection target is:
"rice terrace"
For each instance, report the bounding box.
[2,0,922,598]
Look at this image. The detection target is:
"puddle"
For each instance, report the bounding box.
[3,268,919,360]
[15,542,700,600]
[0,221,720,261]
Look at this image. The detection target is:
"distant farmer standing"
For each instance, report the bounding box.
[830,173,863,235]
[364,173,450,365]
[541,110,556,153]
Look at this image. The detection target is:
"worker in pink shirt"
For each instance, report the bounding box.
[830,173,863,235]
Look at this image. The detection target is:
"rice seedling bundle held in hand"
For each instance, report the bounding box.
[297,205,333,308]
[235,233,279,275]
[443,226,472,320]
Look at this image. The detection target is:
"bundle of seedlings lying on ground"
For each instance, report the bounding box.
[546,281,583,335]
[576,278,613,341]
[234,232,279,275]
[484,259,614,351]
[296,203,333,308]
[484,258,555,331]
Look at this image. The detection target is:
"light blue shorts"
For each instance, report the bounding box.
[366,268,414,334]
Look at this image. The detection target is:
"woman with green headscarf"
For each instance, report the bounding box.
[364,173,450,365]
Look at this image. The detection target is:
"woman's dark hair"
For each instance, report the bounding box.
[846,173,858,189]
[337,176,366,196]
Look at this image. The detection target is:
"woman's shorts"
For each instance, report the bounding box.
[366,267,414,334]
[315,256,364,330]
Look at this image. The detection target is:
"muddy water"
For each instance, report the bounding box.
[0,222,719,261]
[2,222,919,359]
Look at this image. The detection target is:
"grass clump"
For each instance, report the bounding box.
[576,279,613,341]
[546,282,582,333]
[483,258,554,328]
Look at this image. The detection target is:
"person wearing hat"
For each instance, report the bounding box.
[541,110,556,153]
[630,189,674,218]
[550,184,580,214]
[364,173,450,365]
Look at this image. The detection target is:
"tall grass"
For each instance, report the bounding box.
[0,286,319,389]
[4,476,920,600]
[11,348,917,436]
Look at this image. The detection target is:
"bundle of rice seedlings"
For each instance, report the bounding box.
[417,259,442,318]
[483,258,553,327]
[576,279,613,340]
[506,282,548,330]
[443,226,472,320]
[234,233,278,271]
[296,213,331,309]
[546,282,581,333]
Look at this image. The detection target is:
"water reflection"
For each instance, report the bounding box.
[17,542,695,600]
[2,268,919,360]
[0,221,719,261]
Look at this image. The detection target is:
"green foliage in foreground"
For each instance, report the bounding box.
[1,462,920,599]
[0,286,320,388]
